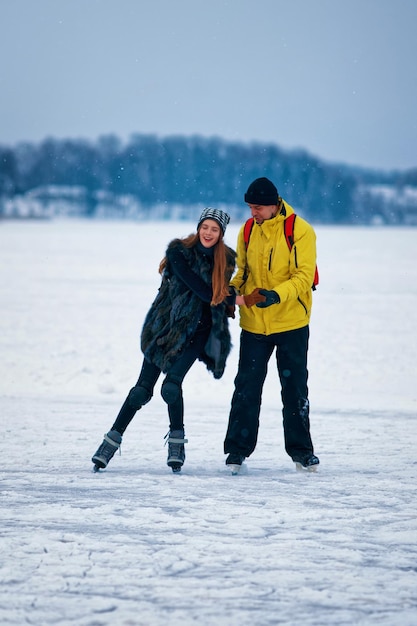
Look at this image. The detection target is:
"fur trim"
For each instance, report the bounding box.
[141,239,235,378]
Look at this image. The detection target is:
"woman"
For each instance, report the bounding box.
[91,207,236,473]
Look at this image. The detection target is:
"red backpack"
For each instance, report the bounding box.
[243,214,319,290]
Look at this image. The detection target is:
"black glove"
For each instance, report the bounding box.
[225,288,237,305]
[225,288,236,317]
[256,289,280,308]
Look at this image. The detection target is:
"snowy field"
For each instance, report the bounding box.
[1,218,416,626]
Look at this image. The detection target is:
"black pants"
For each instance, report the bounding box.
[224,326,314,459]
[111,326,211,435]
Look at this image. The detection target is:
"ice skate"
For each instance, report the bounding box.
[166,430,188,473]
[91,430,122,471]
[293,454,319,472]
[225,453,245,475]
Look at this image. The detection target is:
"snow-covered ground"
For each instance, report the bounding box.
[1,219,416,626]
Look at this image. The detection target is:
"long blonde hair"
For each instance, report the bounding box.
[159,230,230,306]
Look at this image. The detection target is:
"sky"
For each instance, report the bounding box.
[1,220,416,624]
[1,0,417,171]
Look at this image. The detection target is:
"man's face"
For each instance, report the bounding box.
[248,204,278,225]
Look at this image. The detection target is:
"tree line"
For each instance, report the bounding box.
[1,134,416,224]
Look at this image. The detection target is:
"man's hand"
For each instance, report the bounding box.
[256,289,280,308]
[243,288,267,307]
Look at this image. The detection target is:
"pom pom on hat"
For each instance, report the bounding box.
[244,177,279,206]
[197,207,230,234]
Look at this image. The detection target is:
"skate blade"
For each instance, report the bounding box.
[228,464,242,475]
[295,462,318,473]
[92,455,107,469]
[168,461,183,473]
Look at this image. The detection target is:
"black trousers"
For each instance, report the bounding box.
[224,326,314,459]
[111,325,211,435]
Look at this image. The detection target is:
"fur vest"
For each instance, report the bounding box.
[141,238,236,379]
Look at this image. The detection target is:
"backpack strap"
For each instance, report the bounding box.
[285,213,319,289]
[284,213,296,250]
[241,217,254,286]
[243,217,254,250]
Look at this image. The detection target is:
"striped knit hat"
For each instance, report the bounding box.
[197,207,230,234]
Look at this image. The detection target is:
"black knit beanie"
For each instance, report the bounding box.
[244,177,279,205]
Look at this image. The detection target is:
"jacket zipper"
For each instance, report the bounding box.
[298,296,308,314]
[293,245,307,313]
[268,248,273,271]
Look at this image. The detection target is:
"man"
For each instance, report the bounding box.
[224,177,319,473]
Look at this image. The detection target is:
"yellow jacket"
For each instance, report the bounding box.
[231,201,317,335]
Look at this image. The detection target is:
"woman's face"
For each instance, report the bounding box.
[199,219,221,248]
